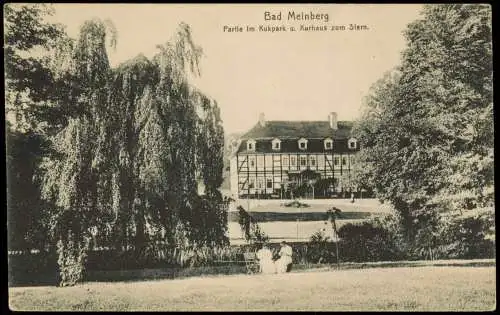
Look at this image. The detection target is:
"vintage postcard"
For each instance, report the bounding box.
[6,3,495,311]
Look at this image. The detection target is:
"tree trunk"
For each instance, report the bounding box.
[134,208,145,255]
[335,237,340,269]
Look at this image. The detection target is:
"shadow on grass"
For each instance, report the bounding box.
[9,259,495,287]
[85,264,249,284]
[10,265,250,287]
[228,211,377,222]
[9,272,59,287]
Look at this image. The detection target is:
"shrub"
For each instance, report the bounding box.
[436,212,495,259]
[338,220,405,262]
[364,211,495,261]
[237,206,269,244]
[181,245,244,267]
[303,230,336,264]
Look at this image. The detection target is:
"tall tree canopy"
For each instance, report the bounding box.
[5,4,66,251]
[6,4,229,286]
[353,4,493,242]
[32,17,228,285]
[4,4,67,132]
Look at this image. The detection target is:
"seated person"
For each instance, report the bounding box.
[275,241,293,273]
[255,243,276,274]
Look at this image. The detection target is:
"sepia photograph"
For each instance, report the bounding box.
[5,3,495,311]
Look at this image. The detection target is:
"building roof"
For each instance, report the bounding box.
[240,121,354,140]
[234,120,358,154]
[237,138,358,154]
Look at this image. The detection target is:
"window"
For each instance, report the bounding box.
[342,156,347,166]
[310,156,316,166]
[350,155,355,165]
[249,178,255,189]
[267,178,273,188]
[265,155,272,168]
[334,157,340,166]
[298,138,308,150]
[290,156,296,166]
[282,156,289,168]
[249,156,255,168]
[317,155,325,167]
[272,138,281,151]
[247,139,256,151]
[324,138,333,150]
[300,156,307,166]
[348,138,357,150]
[257,156,264,168]
[257,179,264,189]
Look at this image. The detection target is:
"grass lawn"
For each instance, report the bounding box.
[9,266,496,311]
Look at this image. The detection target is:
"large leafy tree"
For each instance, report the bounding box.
[8,6,229,284]
[4,4,65,131]
[6,122,50,251]
[5,4,66,251]
[106,54,159,253]
[354,4,493,245]
[40,18,117,286]
[99,23,229,257]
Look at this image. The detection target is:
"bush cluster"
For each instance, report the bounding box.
[297,213,495,264]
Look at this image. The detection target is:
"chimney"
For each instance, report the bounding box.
[259,112,266,127]
[328,112,338,130]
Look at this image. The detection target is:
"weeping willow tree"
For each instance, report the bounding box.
[41,19,228,285]
[193,95,230,247]
[41,19,116,286]
[105,23,230,252]
[107,55,159,253]
[131,22,229,250]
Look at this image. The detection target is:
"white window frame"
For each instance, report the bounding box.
[266,178,273,189]
[309,155,316,166]
[324,138,333,150]
[257,178,264,189]
[272,138,281,151]
[282,156,289,168]
[298,138,308,151]
[300,156,307,166]
[247,139,256,151]
[348,138,357,150]
[249,156,256,168]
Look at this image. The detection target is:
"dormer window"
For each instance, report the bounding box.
[247,139,256,151]
[298,138,308,150]
[272,138,281,151]
[348,138,358,150]
[324,138,333,150]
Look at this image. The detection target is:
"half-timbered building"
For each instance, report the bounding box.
[229,112,359,199]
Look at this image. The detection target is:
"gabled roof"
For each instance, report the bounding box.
[236,138,357,154]
[240,121,354,140]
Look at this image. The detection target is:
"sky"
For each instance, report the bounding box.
[46,4,424,134]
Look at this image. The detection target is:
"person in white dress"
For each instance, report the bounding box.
[256,243,276,274]
[275,241,293,274]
